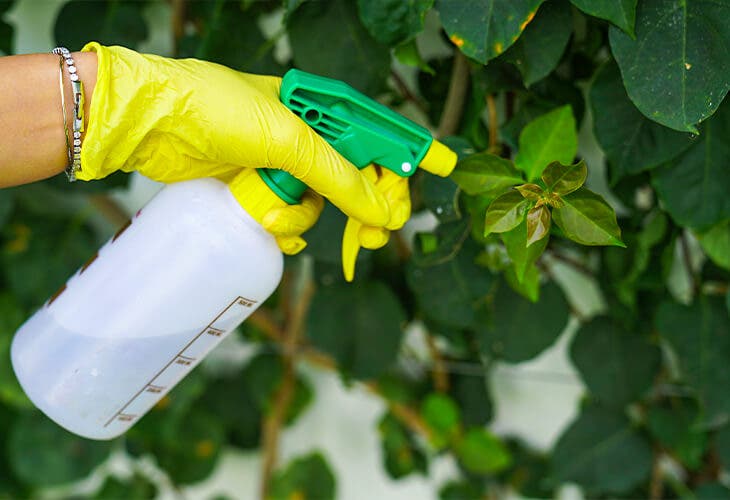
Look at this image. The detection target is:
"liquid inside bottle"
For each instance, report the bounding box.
[11,178,283,440]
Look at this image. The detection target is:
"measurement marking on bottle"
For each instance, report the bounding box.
[103,296,256,428]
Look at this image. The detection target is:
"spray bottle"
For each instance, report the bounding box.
[10,70,457,440]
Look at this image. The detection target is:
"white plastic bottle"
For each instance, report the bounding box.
[11,177,283,440]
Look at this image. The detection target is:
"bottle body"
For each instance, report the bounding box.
[11,178,283,440]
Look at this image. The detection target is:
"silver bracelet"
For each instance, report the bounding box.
[52,46,85,182]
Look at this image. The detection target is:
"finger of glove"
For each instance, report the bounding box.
[276,235,308,255]
[267,117,390,227]
[358,225,390,250]
[376,170,411,231]
[262,190,324,237]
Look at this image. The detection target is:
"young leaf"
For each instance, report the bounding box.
[501,218,549,283]
[393,39,434,74]
[515,183,543,200]
[541,160,587,196]
[552,187,625,247]
[454,429,511,474]
[484,191,530,236]
[609,0,730,133]
[450,153,524,196]
[526,205,551,246]
[514,105,578,181]
[437,0,546,63]
[422,393,461,449]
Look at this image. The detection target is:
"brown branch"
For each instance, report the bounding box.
[425,334,449,393]
[364,382,432,441]
[437,51,470,139]
[170,0,186,56]
[486,93,499,152]
[649,451,664,500]
[248,308,284,343]
[259,272,315,499]
[391,70,428,115]
[547,250,594,277]
[88,194,130,228]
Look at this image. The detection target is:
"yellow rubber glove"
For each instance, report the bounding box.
[78,42,398,254]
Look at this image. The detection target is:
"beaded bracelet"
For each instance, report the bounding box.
[52,47,85,182]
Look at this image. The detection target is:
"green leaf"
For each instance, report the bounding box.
[504,260,540,302]
[394,39,434,74]
[609,0,730,133]
[93,474,158,500]
[439,480,483,500]
[412,219,471,266]
[0,18,12,55]
[570,317,661,408]
[199,372,261,449]
[590,62,694,182]
[501,217,549,283]
[656,298,730,419]
[552,187,625,247]
[307,281,406,379]
[514,105,577,181]
[484,191,530,235]
[697,220,730,271]
[551,404,653,494]
[715,424,730,470]
[378,413,428,479]
[451,369,493,426]
[646,398,706,470]
[0,191,13,228]
[54,0,148,50]
[242,354,312,425]
[436,0,546,63]
[526,205,550,246]
[695,483,730,500]
[515,183,542,200]
[450,153,524,196]
[8,412,113,487]
[570,0,637,35]
[541,160,587,196]
[407,240,494,329]
[357,0,433,46]
[454,428,511,474]
[480,281,569,362]
[269,452,336,500]
[503,0,573,86]
[421,393,461,449]
[652,101,730,229]
[288,0,390,94]
[421,175,461,223]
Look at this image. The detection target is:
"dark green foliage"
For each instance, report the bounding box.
[1,0,729,497]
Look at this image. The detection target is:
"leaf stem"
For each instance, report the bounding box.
[437,51,470,138]
[390,69,428,115]
[486,93,499,152]
[425,333,449,393]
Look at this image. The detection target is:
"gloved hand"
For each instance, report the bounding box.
[79,42,408,254]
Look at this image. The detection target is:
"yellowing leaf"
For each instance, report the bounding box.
[541,160,587,196]
[526,205,551,246]
[484,191,530,235]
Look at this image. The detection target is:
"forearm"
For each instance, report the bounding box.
[0,51,97,187]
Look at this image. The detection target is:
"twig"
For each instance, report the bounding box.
[486,94,499,152]
[390,70,428,115]
[649,451,664,500]
[88,194,130,228]
[248,308,285,343]
[425,334,449,393]
[259,268,315,499]
[364,382,432,441]
[547,250,594,277]
[437,51,470,139]
[170,0,186,56]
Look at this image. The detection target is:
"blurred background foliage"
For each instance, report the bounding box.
[1,0,730,498]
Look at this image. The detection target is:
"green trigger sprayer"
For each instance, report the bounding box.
[262,69,457,281]
[10,69,457,440]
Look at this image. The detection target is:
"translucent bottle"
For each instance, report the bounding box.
[11,177,283,440]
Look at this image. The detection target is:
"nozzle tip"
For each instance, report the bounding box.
[419,140,457,177]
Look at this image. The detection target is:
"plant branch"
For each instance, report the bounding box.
[679,231,699,295]
[170,0,186,56]
[649,450,664,500]
[364,382,432,441]
[259,266,315,499]
[390,70,428,115]
[547,249,594,277]
[425,334,449,393]
[486,93,499,153]
[437,51,470,139]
